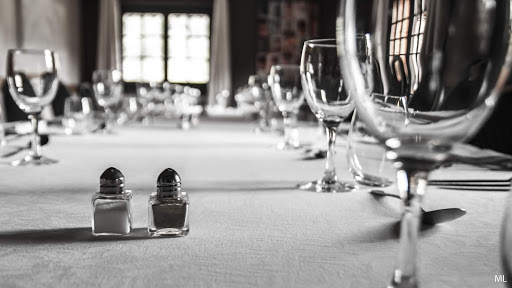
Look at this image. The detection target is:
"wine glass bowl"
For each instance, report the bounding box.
[301,39,354,124]
[338,0,512,286]
[299,39,356,193]
[93,69,123,132]
[268,65,305,150]
[6,49,59,166]
[7,50,58,114]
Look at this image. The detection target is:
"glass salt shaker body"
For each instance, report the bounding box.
[149,168,189,237]
[92,167,132,235]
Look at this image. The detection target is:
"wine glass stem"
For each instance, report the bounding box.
[282,112,297,146]
[259,109,268,129]
[390,168,427,288]
[323,122,338,183]
[104,106,113,130]
[29,114,41,158]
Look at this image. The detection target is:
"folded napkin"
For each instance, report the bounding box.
[429,164,512,182]
[448,143,512,171]
[427,143,512,182]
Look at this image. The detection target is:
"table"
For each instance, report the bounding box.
[0,121,508,287]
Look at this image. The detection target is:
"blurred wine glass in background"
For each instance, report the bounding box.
[268,64,305,150]
[248,75,272,133]
[63,94,94,135]
[92,69,123,133]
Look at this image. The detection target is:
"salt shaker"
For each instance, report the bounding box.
[148,168,189,237]
[92,167,133,235]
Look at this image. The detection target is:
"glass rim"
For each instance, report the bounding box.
[304,38,337,48]
[371,93,407,99]
[270,64,300,70]
[7,48,54,55]
[305,35,367,48]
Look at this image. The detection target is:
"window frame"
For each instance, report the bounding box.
[121,2,213,94]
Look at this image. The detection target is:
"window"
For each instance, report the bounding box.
[122,12,210,84]
[122,13,165,82]
[168,14,210,83]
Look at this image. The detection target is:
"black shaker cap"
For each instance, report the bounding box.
[157,168,181,194]
[100,167,125,193]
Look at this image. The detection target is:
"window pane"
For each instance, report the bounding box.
[142,36,164,57]
[168,58,187,83]
[122,12,165,82]
[123,36,141,57]
[168,14,188,37]
[142,57,164,82]
[187,59,209,83]
[123,13,141,36]
[189,15,210,36]
[142,14,164,36]
[168,58,209,84]
[167,13,210,84]
[187,36,209,59]
[168,36,187,57]
[123,57,141,82]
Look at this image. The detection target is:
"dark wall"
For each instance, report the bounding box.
[318,0,339,39]
[80,0,99,83]
[229,0,257,94]
[229,0,338,93]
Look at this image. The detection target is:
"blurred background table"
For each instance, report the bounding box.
[0,120,507,287]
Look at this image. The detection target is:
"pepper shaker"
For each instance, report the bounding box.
[148,168,189,237]
[92,167,133,235]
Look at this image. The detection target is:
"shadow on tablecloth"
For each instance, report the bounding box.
[0,227,151,244]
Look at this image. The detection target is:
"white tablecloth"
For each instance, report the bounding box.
[0,121,507,288]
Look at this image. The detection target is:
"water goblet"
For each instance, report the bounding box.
[298,39,356,193]
[338,0,511,286]
[92,69,123,133]
[347,94,408,187]
[268,65,305,150]
[6,49,58,166]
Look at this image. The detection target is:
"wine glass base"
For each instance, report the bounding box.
[298,179,356,193]
[388,273,417,288]
[11,154,58,166]
[353,174,393,187]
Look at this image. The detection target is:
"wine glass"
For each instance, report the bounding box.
[92,69,122,133]
[268,65,305,150]
[6,49,58,166]
[338,0,511,286]
[248,75,272,133]
[298,39,356,193]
